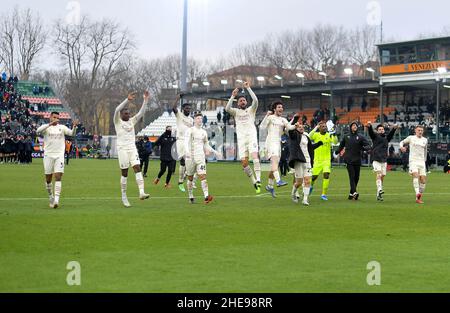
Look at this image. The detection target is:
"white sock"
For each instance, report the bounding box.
[54,181,62,204]
[135,172,145,195]
[268,178,274,188]
[292,185,298,196]
[193,173,198,185]
[45,182,53,197]
[253,159,261,182]
[187,180,194,199]
[413,178,420,195]
[303,186,310,202]
[179,165,186,184]
[273,171,281,183]
[244,166,257,184]
[419,183,426,194]
[376,178,383,192]
[121,176,128,197]
[201,180,209,198]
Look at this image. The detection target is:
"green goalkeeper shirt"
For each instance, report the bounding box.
[309,128,339,163]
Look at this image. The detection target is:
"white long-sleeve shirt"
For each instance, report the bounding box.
[175,111,193,140]
[114,98,147,150]
[36,124,76,156]
[225,87,258,136]
[260,114,296,144]
[184,125,216,162]
[400,135,428,163]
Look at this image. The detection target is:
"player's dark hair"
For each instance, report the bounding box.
[120,108,129,114]
[50,111,59,116]
[376,124,384,130]
[237,95,246,101]
[182,102,191,109]
[272,101,283,109]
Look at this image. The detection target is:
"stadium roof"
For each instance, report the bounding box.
[377,36,450,48]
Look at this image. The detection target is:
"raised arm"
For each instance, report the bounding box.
[63,119,79,136]
[225,88,239,116]
[114,92,137,124]
[367,122,376,140]
[309,123,320,138]
[172,93,182,114]
[132,91,150,124]
[259,112,272,129]
[283,118,297,131]
[244,82,259,113]
[387,124,398,142]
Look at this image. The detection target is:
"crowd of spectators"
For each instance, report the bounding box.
[1,74,38,164]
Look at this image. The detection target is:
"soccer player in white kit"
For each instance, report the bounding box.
[260,101,296,197]
[184,111,220,204]
[225,81,262,194]
[36,112,79,208]
[172,94,193,192]
[114,91,150,207]
[399,125,428,204]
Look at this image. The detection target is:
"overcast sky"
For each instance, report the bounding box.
[2,0,450,68]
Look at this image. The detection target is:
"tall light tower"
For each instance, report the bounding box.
[180,0,188,93]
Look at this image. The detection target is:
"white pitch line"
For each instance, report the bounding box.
[0,192,449,201]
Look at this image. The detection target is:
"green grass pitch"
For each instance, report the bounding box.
[0,159,449,292]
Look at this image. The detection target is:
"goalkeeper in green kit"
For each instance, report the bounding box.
[309,120,339,201]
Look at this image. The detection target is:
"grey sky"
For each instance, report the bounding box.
[2,0,450,68]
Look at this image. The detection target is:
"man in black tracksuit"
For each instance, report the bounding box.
[367,122,398,201]
[337,122,372,200]
[153,126,177,188]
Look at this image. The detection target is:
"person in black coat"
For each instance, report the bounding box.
[288,117,323,205]
[279,135,290,176]
[153,126,177,188]
[337,121,372,200]
[367,121,398,201]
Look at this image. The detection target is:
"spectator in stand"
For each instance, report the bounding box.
[389,144,395,158]
[202,115,208,127]
[1,72,6,82]
[279,134,290,177]
[361,97,368,112]
[347,96,354,112]
[217,111,222,123]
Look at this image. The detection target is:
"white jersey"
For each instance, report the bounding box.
[114,98,147,150]
[175,111,193,140]
[185,125,215,162]
[261,115,296,144]
[225,87,258,136]
[400,135,428,163]
[300,133,311,165]
[37,124,75,157]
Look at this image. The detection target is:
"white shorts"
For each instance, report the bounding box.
[266,142,281,159]
[294,162,312,179]
[44,154,65,175]
[118,148,140,170]
[409,161,427,176]
[186,158,206,176]
[373,161,387,176]
[237,133,259,159]
[176,140,185,160]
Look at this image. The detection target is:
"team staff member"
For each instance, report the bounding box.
[153,126,177,188]
[337,122,371,200]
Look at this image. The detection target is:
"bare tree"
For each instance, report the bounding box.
[0,7,46,79]
[347,25,379,71]
[308,24,347,73]
[53,16,135,134]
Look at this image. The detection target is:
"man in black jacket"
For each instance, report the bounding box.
[288,119,323,206]
[337,122,372,200]
[367,121,398,201]
[153,126,177,188]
